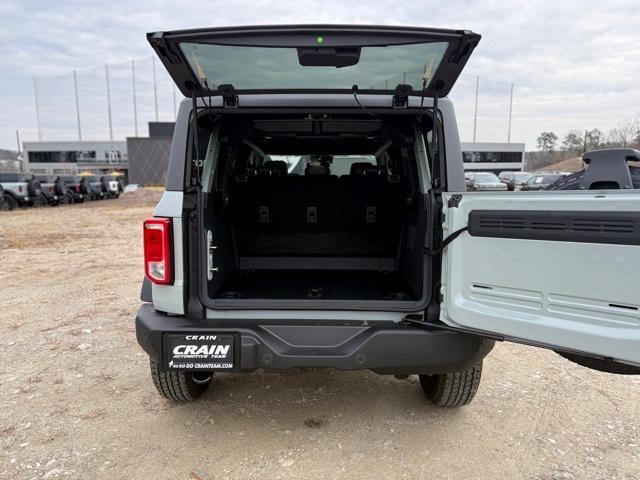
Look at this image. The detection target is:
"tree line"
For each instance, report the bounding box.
[529,117,640,170]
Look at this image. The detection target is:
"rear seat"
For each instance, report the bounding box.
[338,163,403,256]
[230,160,404,257]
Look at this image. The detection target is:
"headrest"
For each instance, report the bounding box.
[262,160,288,175]
[305,163,330,176]
[350,162,382,176]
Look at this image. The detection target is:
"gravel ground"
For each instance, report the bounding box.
[1,190,639,480]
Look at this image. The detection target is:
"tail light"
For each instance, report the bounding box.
[143,218,173,285]
[74,185,80,192]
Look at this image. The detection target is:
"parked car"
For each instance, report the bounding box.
[34,175,74,206]
[101,176,121,198]
[59,175,88,202]
[498,171,533,191]
[0,184,12,210]
[521,173,565,190]
[136,25,640,408]
[80,175,108,200]
[0,172,46,208]
[466,172,508,191]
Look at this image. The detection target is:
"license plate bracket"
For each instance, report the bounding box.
[163,333,238,371]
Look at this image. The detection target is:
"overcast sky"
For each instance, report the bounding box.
[1,0,639,151]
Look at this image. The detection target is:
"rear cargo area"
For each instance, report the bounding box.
[198,113,432,309]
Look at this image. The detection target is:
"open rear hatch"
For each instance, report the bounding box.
[147,25,481,311]
[148,24,480,99]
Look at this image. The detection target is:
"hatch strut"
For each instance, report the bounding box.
[190,88,202,186]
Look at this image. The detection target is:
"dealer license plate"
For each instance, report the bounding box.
[165,334,236,370]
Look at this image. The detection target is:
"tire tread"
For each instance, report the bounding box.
[149,359,208,401]
[420,362,482,407]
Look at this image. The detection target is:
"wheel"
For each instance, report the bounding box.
[1,195,16,211]
[59,193,72,205]
[547,166,640,190]
[33,194,48,207]
[419,362,483,407]
[149,359,212,401]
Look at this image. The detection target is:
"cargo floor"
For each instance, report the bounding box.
[216,271,415,301]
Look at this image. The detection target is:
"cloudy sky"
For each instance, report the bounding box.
[0,0,639,151]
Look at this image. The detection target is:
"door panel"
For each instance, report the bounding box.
[441,191,640,367]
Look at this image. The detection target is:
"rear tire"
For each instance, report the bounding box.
[1,195,15,211]
[33,194,48,207]
[419,362,483,407]
[149,359,212,401]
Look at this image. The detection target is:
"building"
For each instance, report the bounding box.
[461,142,526,174]
[23,140,128,178]
[0,149,23,173]
[22,134,526,185]
[127,122,175,185]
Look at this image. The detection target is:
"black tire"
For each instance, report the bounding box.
[547,166,640,190]
[419,362,483,407]
[149,359,212,401]
[58,193,71,205]
[0,195,18,211]
[33,194,48,207]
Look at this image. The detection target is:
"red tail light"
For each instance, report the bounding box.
[143,218,173,285]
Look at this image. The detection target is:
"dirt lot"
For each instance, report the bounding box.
[1,190,639,480]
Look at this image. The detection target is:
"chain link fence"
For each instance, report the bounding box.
[26,58,517,145]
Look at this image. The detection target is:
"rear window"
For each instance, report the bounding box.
[181,41,448,91]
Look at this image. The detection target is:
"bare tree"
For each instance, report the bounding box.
[608,117,640,147]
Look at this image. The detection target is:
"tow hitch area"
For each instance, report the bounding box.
[164,334,237,370]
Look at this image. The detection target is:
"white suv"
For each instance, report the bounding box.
[136,25,640,405]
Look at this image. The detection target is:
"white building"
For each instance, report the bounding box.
[461,142,526,174]
[22,140,128,177]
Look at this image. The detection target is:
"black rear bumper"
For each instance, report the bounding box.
[135,304,494,375]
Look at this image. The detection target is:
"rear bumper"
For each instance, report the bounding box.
[135,304,494,375]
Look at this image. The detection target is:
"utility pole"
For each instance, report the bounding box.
[16,130,21,155]
[132,59,138,137]
[105,65,113,141]
[152,56,159,122]
[32,77,42,141]
[507,83,514,143]
[73,70,82,141]
[472,75,479,142]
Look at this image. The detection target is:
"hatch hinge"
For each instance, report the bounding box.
[147,33,182,65]
[392,84,412,109]
[449,32,479,64]
[218,84,238,108]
